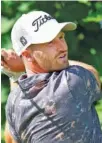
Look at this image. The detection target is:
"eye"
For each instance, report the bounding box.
[59,33,65,40]
[48,41,53,45]
[59,35,63,39]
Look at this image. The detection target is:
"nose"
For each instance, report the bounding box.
[55,38,67,52]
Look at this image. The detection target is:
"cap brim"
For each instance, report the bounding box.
[60,22,77,31]
[30,22,77,45]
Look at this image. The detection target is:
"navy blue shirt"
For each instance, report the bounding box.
[6,65,102,143]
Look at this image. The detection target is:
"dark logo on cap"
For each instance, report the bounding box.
[32,14,54,32]
[20,36,27,46]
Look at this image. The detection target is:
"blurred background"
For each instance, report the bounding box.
[1,1,102,143]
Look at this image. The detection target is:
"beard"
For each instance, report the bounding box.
[50,57,69,72]
[32,51,69,72]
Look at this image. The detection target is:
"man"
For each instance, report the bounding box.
[2,10,102,143]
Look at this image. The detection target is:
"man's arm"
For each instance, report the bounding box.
[1,49,22,143]
[69,60,101,88]
[4,121,17,143]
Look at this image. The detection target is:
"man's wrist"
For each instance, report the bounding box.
[1,66,24,82]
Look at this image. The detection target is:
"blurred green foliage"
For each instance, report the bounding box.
[1,1,102,143]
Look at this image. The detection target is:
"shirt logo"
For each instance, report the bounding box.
[32,14,54,32]
[20,36,27,46]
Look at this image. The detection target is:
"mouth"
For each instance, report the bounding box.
[59,53,67,59]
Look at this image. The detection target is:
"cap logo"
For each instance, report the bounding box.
[32,14,54,32]
[20,36,27,46]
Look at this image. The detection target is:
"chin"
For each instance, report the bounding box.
[51,60,69,72]
[61,65,68,70]
[55,64,68,71]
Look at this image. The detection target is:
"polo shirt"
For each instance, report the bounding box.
[6,65,102,143]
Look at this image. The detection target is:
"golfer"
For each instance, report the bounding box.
[2,10,102,143]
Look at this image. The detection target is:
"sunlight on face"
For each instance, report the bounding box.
[28,31,69,72]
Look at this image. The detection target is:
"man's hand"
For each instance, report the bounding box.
[1,49,25,72]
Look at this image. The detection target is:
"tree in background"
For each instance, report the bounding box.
[1,1,102,143]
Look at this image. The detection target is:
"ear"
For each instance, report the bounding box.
[21,50,32,62]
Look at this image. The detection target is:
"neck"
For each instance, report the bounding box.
[25,62,48,77]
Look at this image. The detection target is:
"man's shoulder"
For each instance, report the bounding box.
[65,65,97,81]
[67,65,87,70]
[65,65,88,76]
[64,65,95,82]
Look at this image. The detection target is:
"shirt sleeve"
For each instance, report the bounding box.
[5,88,21,143]
[83,66,102,103]
[67,65,102,104]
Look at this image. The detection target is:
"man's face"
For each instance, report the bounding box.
[28,32,69,72]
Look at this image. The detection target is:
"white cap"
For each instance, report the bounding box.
[11,11,77,55]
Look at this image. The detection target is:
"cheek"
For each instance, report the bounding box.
[46,47,57,59]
